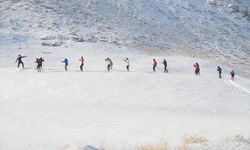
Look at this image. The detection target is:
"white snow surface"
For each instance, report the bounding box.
[1,0,250,149]
[0,42,250,150]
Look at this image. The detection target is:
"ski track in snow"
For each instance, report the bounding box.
[223,79,250,94]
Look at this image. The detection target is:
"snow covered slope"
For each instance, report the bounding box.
[0,1,250,149]
[0,0,250,77]
[0,42,250,150]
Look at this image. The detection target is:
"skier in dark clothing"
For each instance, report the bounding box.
[153,59,157,72]
[217,66,222,79]
[35,57,44,72]
[230,70,235,80]
[35,58,39,69]
[38,57,44,71]
[193,63,200,75]
[110,59,113,70]
[79,56,84,71]
[124,58,130,71]
[105,58,112,71]
[61,58,68,71]
[15,54,27,69]
[162,59,168,73]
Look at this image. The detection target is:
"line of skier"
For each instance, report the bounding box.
[216,66,235,80]
[15,54,236,80]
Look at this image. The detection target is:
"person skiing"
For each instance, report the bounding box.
[79,56,84,71]
[124,58,130,71]
[162,59,168,73]
[230,70,235,80]
[105,58,112,71]
[193,62,200,75]
[153,59,157,72]
[61,58,69,71]
[35,57,44,72]
[110,58,113,70]
[35,58,39,69]
[217,66,222,79]
[15,54,27,69]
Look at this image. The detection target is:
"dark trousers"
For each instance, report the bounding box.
[231,75,235,80]
[65,64,68,71]
[195,69,200,75]
[126,65,130,71]
[17,61,24,69]
[164,66,168,73]
[37,64,42,72]
[219,73,222,79]
[107,64,111,71]
[80,64,84,71]
[153,65,157,72]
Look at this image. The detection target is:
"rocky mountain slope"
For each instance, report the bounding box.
[0,0,250,76]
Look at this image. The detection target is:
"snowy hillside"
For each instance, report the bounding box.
[1,0,250,149]
[0,42,250,150]
[0,0,250,77]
